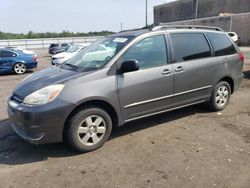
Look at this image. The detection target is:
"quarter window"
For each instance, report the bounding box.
[170,33,211,62]
[207,33,237,56]
[122,35,167,69]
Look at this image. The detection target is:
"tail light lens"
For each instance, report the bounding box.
[239,52,244,63]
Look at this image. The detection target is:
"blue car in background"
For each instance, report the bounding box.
[0,48,38,75]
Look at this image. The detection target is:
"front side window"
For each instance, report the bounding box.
[170,33,211,62]
[207,33,237,56]
[122,35,168,69]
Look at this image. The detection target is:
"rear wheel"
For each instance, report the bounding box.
[209,81,231,111]
[14,63,26,74]
[66,107,112,152]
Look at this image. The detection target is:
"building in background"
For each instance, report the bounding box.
[154,0,250,45]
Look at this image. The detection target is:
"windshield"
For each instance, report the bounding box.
[67,45,81,53]
[63,36,134,71]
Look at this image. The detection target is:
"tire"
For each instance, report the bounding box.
[65,107,112,152]
[209,81,231,111]
[13,63,26,74]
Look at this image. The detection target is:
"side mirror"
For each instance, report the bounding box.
[120,60,139,74]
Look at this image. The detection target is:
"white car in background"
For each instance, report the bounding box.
[227,32,239,44]
[81,44,115,62]
[5,46,37,57]
[51,44,89,65]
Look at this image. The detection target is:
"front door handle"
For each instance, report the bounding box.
[175,66,184,73]
[162,69,172,75]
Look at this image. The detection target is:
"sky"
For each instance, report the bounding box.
[0,0,175,34]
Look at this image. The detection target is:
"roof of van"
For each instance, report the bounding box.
[110,25,224,38]
[111,29,150,37]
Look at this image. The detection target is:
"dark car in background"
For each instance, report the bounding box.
[48,43,71,55]
[0,48,37,74]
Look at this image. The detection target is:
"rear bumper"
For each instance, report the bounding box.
[26,61,38,69]
[8,98,76,144]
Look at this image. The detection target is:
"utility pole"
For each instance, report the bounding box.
[120,23,123,31]
[195,0,199,19]
[145,0,148,27]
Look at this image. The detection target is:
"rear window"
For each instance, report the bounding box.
[50,44,59,47]
[61,43,69,47]
[206,33,237,56]
[170,33,211,62]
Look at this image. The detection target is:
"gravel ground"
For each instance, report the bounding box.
[0,48,250,188]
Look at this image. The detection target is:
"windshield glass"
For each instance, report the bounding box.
[63,36,134,71]
[67,45,81,53]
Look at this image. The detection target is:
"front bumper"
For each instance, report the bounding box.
[8,97,76,144]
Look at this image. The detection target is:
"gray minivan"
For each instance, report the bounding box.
[8,25,244,152]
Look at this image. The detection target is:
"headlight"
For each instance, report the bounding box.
[23,84,64,105]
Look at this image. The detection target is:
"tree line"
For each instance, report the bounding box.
[0,30,116,40]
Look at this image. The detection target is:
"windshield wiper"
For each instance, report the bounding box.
[63,63,79,71]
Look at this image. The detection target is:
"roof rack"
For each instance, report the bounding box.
[118,28,150,33]
[151,24,224,31]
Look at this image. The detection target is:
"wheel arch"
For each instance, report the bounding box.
[218,76,234,94]
[63,99,120,139]
[12,61,26,70]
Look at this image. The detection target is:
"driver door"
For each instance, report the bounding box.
[117,34,174,121]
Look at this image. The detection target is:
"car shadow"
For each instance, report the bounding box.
[0,70,33,76]
[0,104,210,165]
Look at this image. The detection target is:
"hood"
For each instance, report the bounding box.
[14,66,87,98]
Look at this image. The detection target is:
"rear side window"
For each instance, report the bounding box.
[206,33,237,56]
[0,50,17,57]
[170,33,211,62]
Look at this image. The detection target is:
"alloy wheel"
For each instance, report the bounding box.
[215,86,229,108]
[77,115,107,146]
[14,63,26,74]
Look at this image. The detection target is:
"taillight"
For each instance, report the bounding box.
[239,52,244,63]
[33,55,37,62]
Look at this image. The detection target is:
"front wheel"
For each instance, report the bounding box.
[209,81,231,111]
[65,107,112,152]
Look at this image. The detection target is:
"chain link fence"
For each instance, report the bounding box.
[0,36,104,49]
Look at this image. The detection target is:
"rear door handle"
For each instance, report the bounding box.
[162,69,172,75]
[175,66,184,73]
